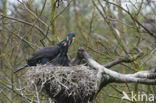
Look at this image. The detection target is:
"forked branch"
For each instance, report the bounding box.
[79,48,156,88]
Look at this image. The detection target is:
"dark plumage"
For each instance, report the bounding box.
[27,45,60,66]
[14,33,75,73]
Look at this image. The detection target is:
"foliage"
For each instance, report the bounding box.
[0,0,155,103]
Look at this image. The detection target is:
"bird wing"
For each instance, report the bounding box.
[27,45,60,65]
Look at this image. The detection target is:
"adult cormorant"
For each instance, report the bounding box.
[14,33,75,73]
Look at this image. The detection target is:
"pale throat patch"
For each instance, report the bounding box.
[63,42,67,46]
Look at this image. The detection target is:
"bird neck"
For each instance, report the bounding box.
[57,39,72,47]
[57,40,66,46]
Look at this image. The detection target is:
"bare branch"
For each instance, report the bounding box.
[17,0,48,27]
[103,0,156,39]
[0,13,51,42]
[104,48,143,68]
[104,57,131,68]
[80,49,156,86]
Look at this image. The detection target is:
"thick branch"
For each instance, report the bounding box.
[104,57,131,68]
[104,49,143,68]
[80,49,156,87]
[127,68,156,79]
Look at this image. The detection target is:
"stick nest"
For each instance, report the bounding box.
[25,65,97,103]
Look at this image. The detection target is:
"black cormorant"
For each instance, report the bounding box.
[14,33,75,73]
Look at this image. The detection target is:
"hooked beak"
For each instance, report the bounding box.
[67,37,75,46]
[72,37,75,43]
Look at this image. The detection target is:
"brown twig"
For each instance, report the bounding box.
[104,0,156,39]
[0,14,51,42]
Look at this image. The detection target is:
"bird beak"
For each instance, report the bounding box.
[72,37,75,43]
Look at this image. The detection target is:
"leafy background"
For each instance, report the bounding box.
[0,0,156,103]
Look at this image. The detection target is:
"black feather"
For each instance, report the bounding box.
[14,33,75,73]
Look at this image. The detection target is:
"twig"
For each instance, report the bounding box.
[17,0,48,27]
[103,0,156,39]
[5,26,38,49]
[104,57,131,68]
[92,0,130,56]
[0,14,51,42]
[54,1,72,20]
[81,49,156,86]
[103,49,143,69]
[34,84,41,103]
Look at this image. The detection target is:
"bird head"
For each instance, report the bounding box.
[66,33,75,46]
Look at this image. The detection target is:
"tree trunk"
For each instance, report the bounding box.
[51,0,56,45]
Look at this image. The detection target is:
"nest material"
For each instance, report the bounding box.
[25,65,98,103]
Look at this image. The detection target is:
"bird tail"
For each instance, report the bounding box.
[14,64,29,73]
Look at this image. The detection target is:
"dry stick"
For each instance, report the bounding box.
[103,50,144,72]
[86,46,113,60]
[104,57,132,68]
[98,2,155,94]
[18,0,48,27]
[95,1,144,79]
[104,48,144,68]
[128,0,155,36]
[26,0,48,46]
[0,79,35,103]
[39,0,50,46]
[18,0,50,46]
[81,49,156,86]
[92,0,130,58]
[73,0,87,41]
[1,90,14,103]
[34,84,41,103]
[128,0,144,47]
[86,10,95,50]
[91,6,134,94]
[129,0,143,16]
[54,1,72,20]
[104,0,156,39]
[5,26,39,49]
[100,0,129,55]
[108,17,136,29]
[0,14,51,42]
[149,1,156,14]
[47,0,70,44]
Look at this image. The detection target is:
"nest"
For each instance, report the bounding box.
[25,65,98,103]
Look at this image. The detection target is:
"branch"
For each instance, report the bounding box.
[17,0,48,27]
[4,26,39,49]
[103,0,156,39]
[104,48,143,68]
[15,48,155,103]
[0,13,51,42]
[127,68,156,79]
[80,49,156,88]
[104,57,131,68]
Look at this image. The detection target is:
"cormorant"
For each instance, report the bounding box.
[14,33,75,73]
